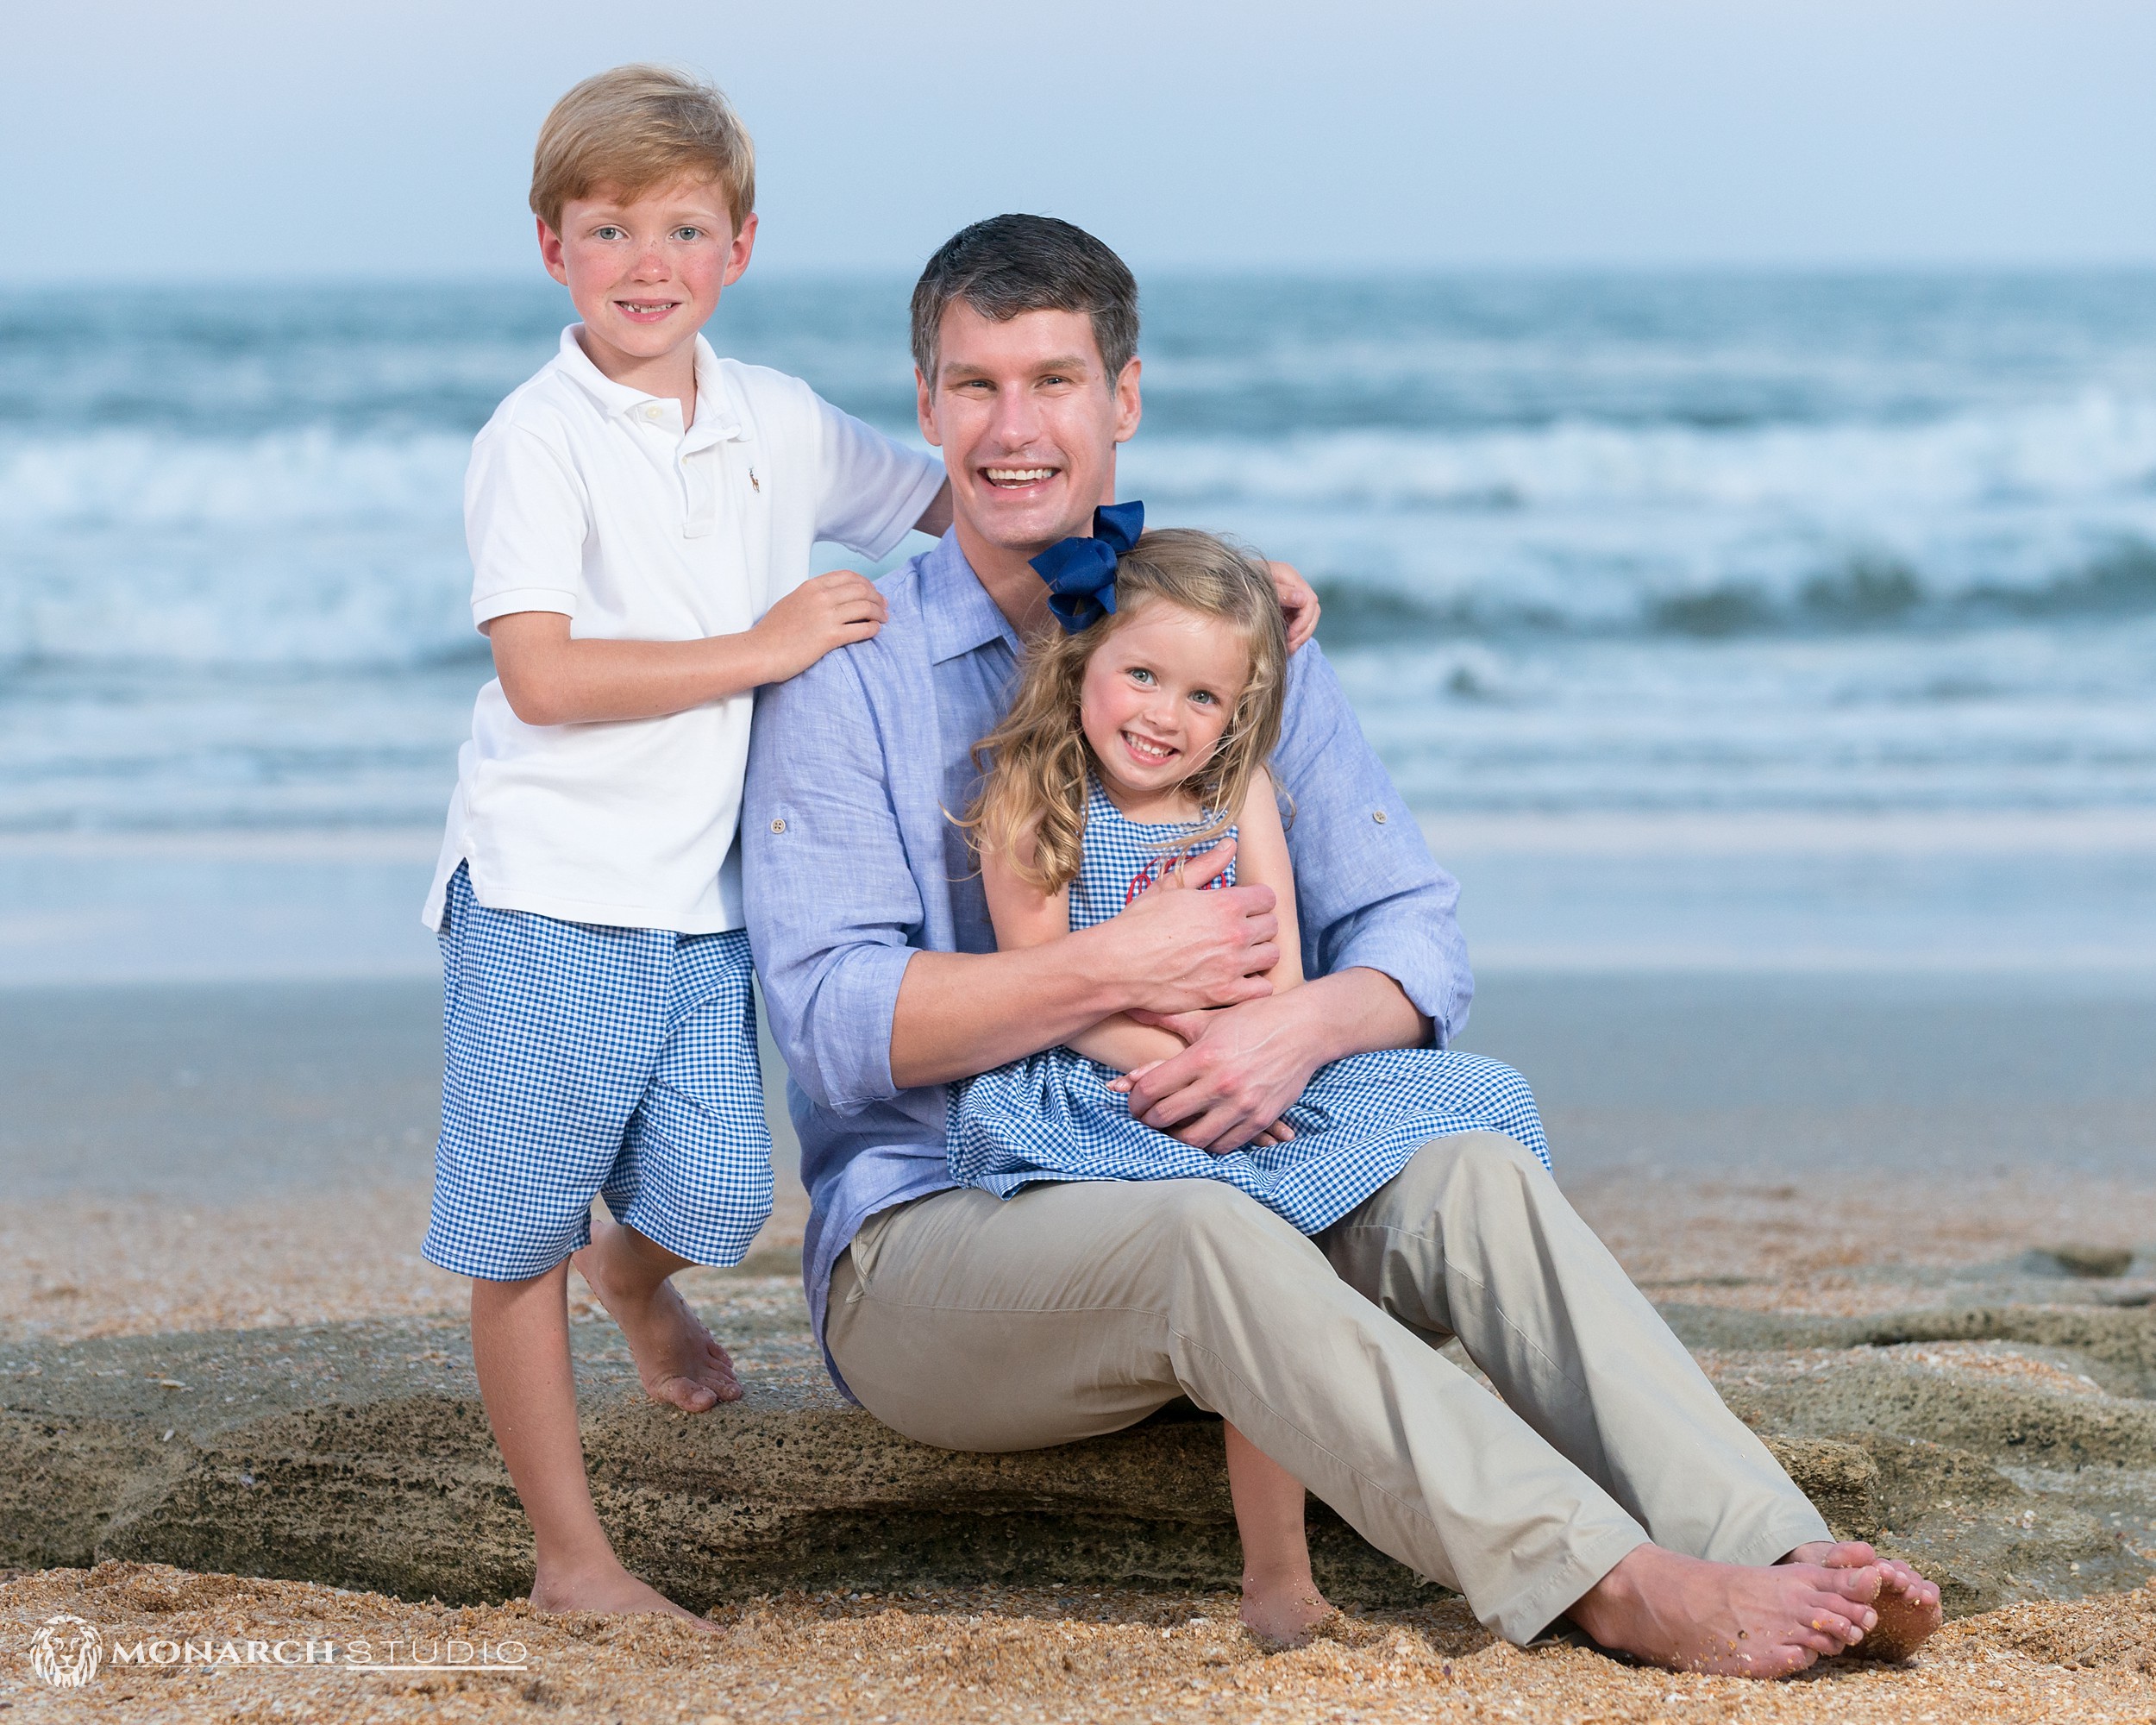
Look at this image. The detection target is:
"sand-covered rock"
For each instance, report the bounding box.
[3,1293,2151,1615]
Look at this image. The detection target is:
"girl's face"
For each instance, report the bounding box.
[1079,599,1250,808]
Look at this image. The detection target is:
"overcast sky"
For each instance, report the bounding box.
[7,0,2153,279]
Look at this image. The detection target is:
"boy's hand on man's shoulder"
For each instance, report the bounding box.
[1267,561,1320,652]
[752,570,888,683]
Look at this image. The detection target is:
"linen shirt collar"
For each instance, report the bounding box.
[919,530,1027,665]
[551,325,743,447]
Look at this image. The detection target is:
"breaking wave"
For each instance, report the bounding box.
[4,272,2155,825]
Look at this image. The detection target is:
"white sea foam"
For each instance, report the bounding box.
[0,426,469,530]
[0,429,471,666]
[1131,392,2156,517]
[1126,392,2156,624]
[7,392,2156,673]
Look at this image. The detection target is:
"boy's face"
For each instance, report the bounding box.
[917,303,1142,559]
[539,177,755,374]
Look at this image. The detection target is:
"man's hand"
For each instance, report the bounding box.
[1267,561,1320,652]
[1089,837,1282,1016]
[886,837,1281,1089]
[1121,989,1330,1152]
[1108,1038,1298,1148]
[749,571,888,683]
[1123,968,1429,1152]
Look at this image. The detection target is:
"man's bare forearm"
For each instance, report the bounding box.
[1294,967,1432,1063]
[890,942,1130,1088]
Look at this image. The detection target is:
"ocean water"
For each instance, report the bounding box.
[3,272,2156,834]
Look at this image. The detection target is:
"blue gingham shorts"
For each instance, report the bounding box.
[421,864,774,1282]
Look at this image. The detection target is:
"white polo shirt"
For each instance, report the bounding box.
[423,326,943,934]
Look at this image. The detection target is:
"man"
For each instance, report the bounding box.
[743,214,1940,1676]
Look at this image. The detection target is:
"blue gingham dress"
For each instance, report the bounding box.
[946,780,1550,1234]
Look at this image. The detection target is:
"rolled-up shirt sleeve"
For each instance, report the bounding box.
[1271,644,1475,1045]
[743,648,922,1112]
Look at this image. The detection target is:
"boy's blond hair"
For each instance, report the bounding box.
[530,65,755,234]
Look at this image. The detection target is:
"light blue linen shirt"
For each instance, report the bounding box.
[743,530,1475,1393]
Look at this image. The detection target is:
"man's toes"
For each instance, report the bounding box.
[1773,1642,1826,1674]
[1882,1563,1940,1605]
[1821,1565,1885,1604]
[1801,1598,1866,1639]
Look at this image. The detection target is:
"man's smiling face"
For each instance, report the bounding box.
[917,302,1143,565]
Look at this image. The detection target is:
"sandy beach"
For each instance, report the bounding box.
[4,967,2153,1719]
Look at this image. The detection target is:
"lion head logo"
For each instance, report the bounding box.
[30,1613,103,1688]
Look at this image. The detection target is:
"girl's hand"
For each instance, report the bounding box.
[1154,837,1237,892]
[1106,1060,1164,1095]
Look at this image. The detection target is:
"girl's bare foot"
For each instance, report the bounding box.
[1569,1543,1884,1678]
[530,1556,723,1635]
[1239,1574,1338,1648]
[1783,1540,1942,1661]
[573,1215,741,1412]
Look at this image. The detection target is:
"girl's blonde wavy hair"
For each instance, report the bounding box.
[966,528,1289,895]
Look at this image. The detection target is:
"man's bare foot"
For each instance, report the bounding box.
[573,1217,741,1412]
[530,1557,722,1635]
[1568,1543,1883,1678]
[1239,1573,1338,1648]
[1783,1540,1942,1661]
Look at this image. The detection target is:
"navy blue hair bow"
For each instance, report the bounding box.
[1028,500,1145,634]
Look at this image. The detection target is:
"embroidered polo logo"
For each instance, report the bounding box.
[749,467,761,492]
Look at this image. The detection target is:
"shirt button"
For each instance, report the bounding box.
[642,404,661,421]
[1372,809,1389,825]
[769,818,787,834]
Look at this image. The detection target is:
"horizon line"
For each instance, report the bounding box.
[7,259,2156,292]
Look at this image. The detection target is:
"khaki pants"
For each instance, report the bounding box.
[826,1132,1829,1643]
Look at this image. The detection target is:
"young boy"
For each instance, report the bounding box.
[419,65,949,1627]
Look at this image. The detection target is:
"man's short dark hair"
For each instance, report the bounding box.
[911,214,1139,385]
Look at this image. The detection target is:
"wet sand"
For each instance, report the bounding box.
[4,970,2154,1719]
[8,970,2151,1339]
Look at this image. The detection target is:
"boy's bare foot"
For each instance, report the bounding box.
[1568,1543,1885,1678]
[1239,1575,1338,1648]
[573,1217,741,1412]
[1783,1540,1942,1661]
[530,1556,723,1635]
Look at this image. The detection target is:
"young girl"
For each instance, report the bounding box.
[951,524,1550,1646]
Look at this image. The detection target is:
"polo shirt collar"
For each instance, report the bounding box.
[552,326,744,444]
[920,530,1026,664]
